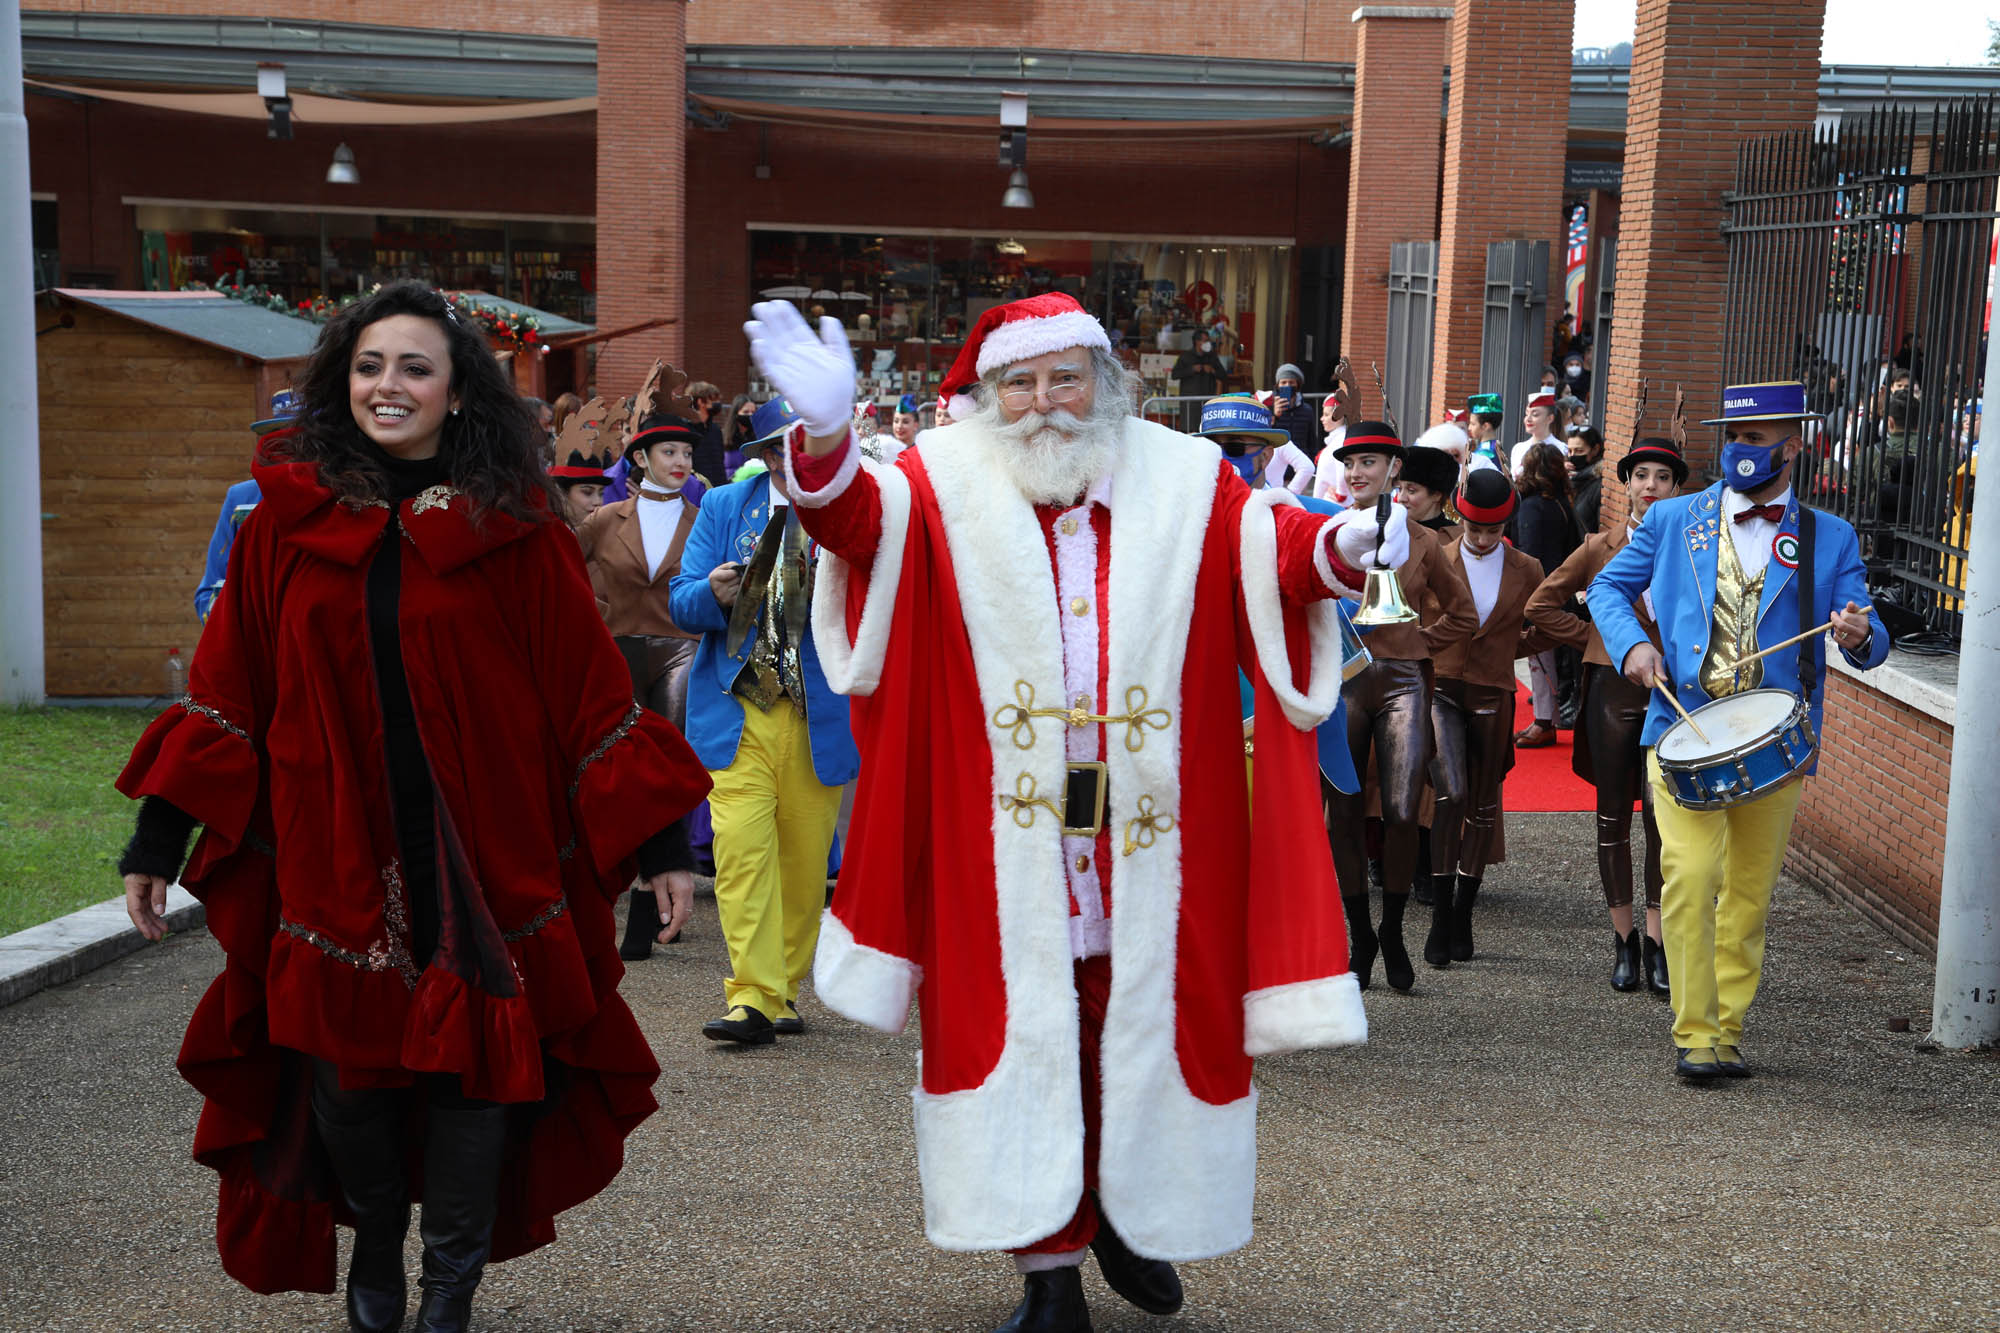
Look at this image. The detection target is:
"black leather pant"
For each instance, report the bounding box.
[1327,658,1431,899]
[1429,678,1514,881]
[1582,664,1663,910]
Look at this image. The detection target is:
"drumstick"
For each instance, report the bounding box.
[1651,673,1709,744]
[1732,621,1834,668]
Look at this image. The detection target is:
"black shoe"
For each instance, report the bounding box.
[1343,894,1377,991]
[1378,893,1414,993]
[1557,699,1581,730]
[619,886,661,960]
[1643,935,1672,998]
[312,1089,410,1333]
[994,1267,1093,1333]
[1422,874,1454,968]
[1412,838,1434,905]
[773,1002,805,1036]
[1368,857,1385,892]
[1714,1044,1752,1078]
[1675,1047,1722,1081]
[413,1103,508,1333]
[1090,1219,1184,1315]
[702,1005,777,1045]
[1449,875,1481,962]
[1610,930,1640,992]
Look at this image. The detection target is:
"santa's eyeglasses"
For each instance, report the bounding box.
[998,379,1087,409]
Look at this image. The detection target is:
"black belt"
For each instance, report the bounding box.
[1063,762,1107,838]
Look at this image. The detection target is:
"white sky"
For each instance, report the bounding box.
[1573,0,1997,67]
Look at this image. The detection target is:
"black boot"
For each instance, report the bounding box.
[619,886,662,960]
[1378,892,1415,992]
[1343,894,1377,991]
[1411,837,1435,906]
[1643,934,1672,998]
[413,1102,508,1333]
[312,1083,411,1333]
[994,1266,1093,1332]
[1089,1217,1184,1315]
[1423,873,1455,968]
[1449,875,1481,962]
[1611,930,1640,992]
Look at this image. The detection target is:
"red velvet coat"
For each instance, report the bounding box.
[117,455,709,1295]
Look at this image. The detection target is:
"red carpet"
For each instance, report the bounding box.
[1502,682,1597,812]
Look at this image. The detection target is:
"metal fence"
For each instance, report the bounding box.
[1589,237,1617,430]
[1139,392,1331,438]
[1480,241,1550,436]
[1386,241,1438,439]
[1721,98,1996,639]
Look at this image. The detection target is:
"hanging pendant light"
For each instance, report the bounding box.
[1001,169,1034,210]
[326,143,360,186]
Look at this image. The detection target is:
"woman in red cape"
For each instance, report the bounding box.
[116,282,710,1333]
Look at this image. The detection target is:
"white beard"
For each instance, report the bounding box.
[979,406,1121,506]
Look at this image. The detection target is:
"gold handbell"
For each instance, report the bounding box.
[1353,565,1419,626]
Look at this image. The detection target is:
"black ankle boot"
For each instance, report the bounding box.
[1411,838,1435,906]
[1089,1218,1183,1315]
[1449,875,1481,962]
[312,1081,410,1333]
[1610,930,1640,992]
[1343,894,1377,991]
[619,886,662,960]
[993,1266,1093,1332]
[1423,873,1455,968]
[413,1103,508,1333]
[1378,892,1414,992]
[1643,934,1672,997]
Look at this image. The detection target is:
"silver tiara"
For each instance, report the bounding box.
[440,296,461,327]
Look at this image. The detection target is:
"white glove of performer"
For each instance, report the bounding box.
[742,300,856,438]
[1333,499,1411,571]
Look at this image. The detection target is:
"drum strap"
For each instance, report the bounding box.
[1797,504,1820,699]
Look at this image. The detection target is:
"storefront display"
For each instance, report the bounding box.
[134,204,596,322]
[747,227,1294,408]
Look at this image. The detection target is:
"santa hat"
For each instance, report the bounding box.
[936,293,1111,422]
[1527,389,1558,413]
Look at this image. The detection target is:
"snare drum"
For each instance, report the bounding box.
[1655,688,1817,810]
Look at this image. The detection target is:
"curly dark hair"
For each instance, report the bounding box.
[268,281,554,522]
[1516,440,1573,504]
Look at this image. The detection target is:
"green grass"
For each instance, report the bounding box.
[0,706,158,936]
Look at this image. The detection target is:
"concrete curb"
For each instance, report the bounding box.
[0,889,204,1007]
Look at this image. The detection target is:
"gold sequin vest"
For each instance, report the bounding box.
[1700,521,1767,698]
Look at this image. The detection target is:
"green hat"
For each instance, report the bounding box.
[1467,393,1503,418]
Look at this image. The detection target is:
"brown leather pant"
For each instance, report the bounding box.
[1327,658,1431,899]
[1582,664,1664,910]
[1429,677,1514,881]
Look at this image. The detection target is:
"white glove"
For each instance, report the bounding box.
[743,301,855,438]
[1332,499,1412,571]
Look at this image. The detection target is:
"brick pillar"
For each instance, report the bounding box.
[1597,0,1825,529]
[1430,0,1575,423]
[1340,7,1451,380]
[594,0,686,395]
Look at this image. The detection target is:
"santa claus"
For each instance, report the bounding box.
[744,293,1408,1332]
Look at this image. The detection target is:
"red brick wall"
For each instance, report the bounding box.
[1429,0,1575,423]
[32,0,596,37]
[1597,0,1825,529]
[594,0,688,391]
[1786,671,1949,956]
[1339,8,1449,378]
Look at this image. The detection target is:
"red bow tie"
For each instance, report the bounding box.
[1733,503,1785,525]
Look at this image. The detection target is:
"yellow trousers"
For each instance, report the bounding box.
[708,699,843,1019]
[1647,750,1804,1050]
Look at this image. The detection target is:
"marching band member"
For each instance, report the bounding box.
[1526,436,1685,995]
[1588,382,1887,1081]
[1425,469,1547,965]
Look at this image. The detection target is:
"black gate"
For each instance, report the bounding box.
[1480,241,1549,439]
[1385,241,1437,439]
[1721,99,1997,639]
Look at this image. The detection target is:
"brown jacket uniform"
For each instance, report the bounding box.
[576,495,700,640]
[1432,539,1547,689]
[1523,526,1662,668]
[1359,518,1480,661]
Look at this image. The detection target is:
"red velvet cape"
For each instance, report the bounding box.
[117,456,710,1294]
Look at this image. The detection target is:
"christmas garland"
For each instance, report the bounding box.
[447,292,541,346]
[193,276,542,347]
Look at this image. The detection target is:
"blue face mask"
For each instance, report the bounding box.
[1227,451,1263,482]
[1721,435,1794,491]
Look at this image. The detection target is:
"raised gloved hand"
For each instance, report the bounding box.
[743,300,855,438]
[1332,498,1412,571]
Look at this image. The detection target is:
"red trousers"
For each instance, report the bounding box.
[1011,954,1111,1256]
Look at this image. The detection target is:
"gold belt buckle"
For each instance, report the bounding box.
[1062,761,1107,838]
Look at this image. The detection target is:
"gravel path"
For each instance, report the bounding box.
[1,811,1993,1332]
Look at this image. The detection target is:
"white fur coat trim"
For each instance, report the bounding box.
[812,908,920,1035]
[1243,973,1368,1057]
[1238,491,1349,732]
[808,456,911,699]
[786,425,861,508]
[976,308,1111,375]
